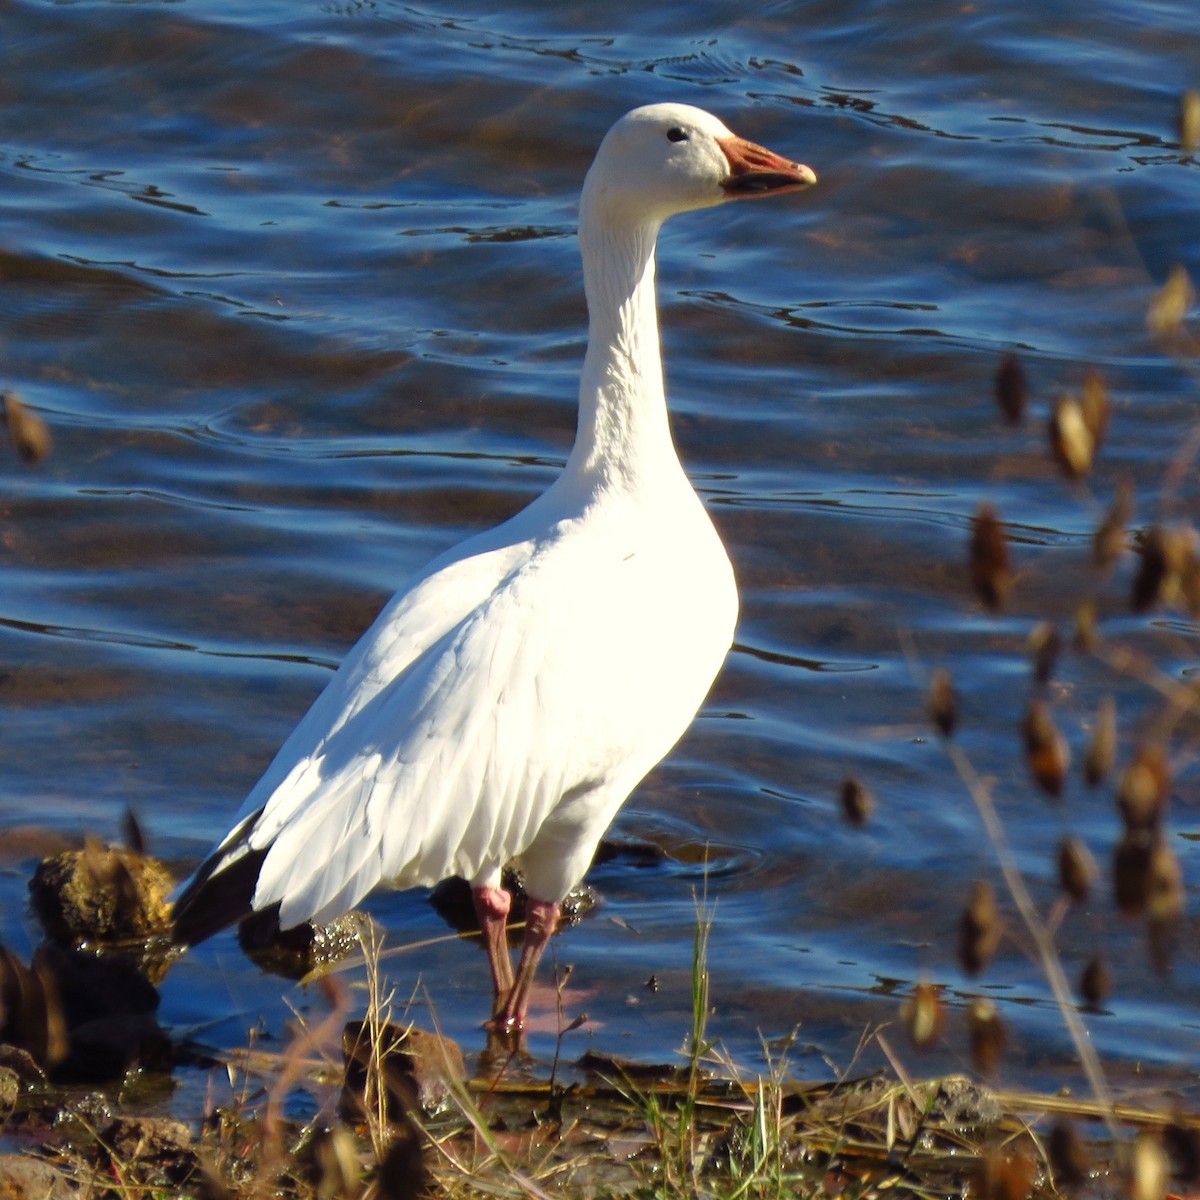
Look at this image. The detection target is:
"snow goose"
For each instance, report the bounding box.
[172,102,816,1031]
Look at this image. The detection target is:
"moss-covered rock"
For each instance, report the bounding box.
[29,843,173,947]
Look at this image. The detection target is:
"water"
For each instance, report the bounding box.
[1,0,1197,1098]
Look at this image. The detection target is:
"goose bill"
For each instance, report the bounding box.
[718,135,817,197]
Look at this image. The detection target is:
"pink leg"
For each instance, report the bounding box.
[472,885,514,1005]
[489,898,559,1032]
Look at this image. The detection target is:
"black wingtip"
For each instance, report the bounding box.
[171,846,268,947]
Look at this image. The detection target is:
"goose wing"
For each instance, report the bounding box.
[176,506,733,938]
[172,535,531,935]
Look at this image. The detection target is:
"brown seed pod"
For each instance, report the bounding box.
[1093,478,1134,571]
[0,944,69,1068]
[122,805,147,857]
[1083,696,1117,787]
[22,947,69,1069]
[1166,527,1200,610]
[1058,837,1098,903]
[1181,551,1200,620]
[1182,90,1200,152]
[1022,699,1069,798]
[1048,1119,1090,1188]
[966,998,1006,1075]
[1074,599,1099,652]
[1129,1131,1168,1200]
[1028,621,1061,686]
[2,391,52,465]
[310,1123,360,1200]
[994,353,1028,425]
[900,981,943,1050]
[1132,527,1170,612]
[1079,954,1112,1007]
[1116,744,1170,830]
[1079,369,1112,451]
[959,881,1002,977]
[1048,394,1094,479]
[1147,840,1185,926]
[1137,525,1199,612]
[839,776,875,827]
[1113,828,1157,917]
[970,504,1012,611]
[928,668,957,737]
[1147,265,1196,337]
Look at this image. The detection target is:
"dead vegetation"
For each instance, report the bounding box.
[1,908,1198,1200]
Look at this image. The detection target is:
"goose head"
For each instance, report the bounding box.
[580,102,817,228]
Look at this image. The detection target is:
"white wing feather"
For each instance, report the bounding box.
[194,486,736,931]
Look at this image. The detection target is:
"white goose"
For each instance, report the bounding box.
[172,103,816,1031]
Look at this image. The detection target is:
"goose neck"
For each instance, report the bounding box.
[568,211,681,492]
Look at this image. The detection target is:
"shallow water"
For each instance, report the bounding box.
[1,0,1198,1097]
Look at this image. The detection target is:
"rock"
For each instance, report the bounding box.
[33,943,159,1026]
[45,1113,197,1191]
[35,944,167,1081]
[0,943,168,1082]
[0,1067,18,1115]
[97,1115,195,1179]
[341,1021,465,1122]
[577,1048,689,1087]
[0,1155,73,1200]
[30,842,174,948]
[0,1045,45,1085]
[237,908,365,979]
[60,1013,173,1083]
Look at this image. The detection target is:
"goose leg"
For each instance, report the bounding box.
[472,885,515,1005]
[489,898,559,1031]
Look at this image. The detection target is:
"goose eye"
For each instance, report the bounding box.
[666,127,689,143]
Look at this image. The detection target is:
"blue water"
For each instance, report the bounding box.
[1,0,1197,1097]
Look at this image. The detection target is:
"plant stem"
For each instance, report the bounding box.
[946,742,1120,1144]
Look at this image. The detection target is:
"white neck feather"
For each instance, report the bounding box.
[564,199,684,495]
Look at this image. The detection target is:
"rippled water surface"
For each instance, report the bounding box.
[2,0,1198,1096]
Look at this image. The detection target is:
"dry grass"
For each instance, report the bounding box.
[193,913,1200,1197]
[4,888,1197,1200]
